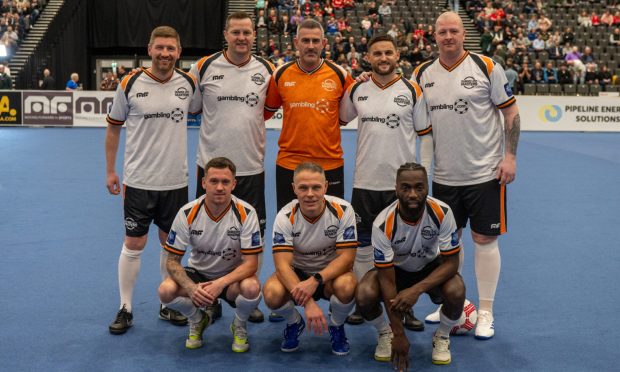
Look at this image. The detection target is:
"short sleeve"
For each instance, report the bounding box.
[106,82,129,125]
[272,210,294,254]
[240,208,263,255]
[163,208,191,256]
[371,223,394,269]
[335,204,357,249]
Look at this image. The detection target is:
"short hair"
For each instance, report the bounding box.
[297,18,324,36]
[367,34,397,51]
[396,162,427,180]
[205,157,236,177]
[149,26,181,48]
[226,11,254,29]
[293,162,325,181]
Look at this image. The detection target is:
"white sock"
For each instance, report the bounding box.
[273,300,300,325]
[457,239,465,274]
[435,309,460,338]
[160,248,169,280]
[474,240,501,311]
[329,295,355,326]
[353,245,374,280]
[165,296,200,322]
[367,312,391,334]
[235,293,262,322]
[118,244,142,312]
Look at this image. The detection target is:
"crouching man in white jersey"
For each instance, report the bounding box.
[356,163,465,367]
[263,162,358,355]
[158,157,263,352]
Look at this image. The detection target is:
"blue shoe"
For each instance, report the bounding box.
[281,316,305,352]
[328,324,350,356]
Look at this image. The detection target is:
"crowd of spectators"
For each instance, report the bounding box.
[468,0,620,93]
[1,0,44,61]
[255,0,444,78]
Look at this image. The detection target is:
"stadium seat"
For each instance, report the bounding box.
[604,85,619,92]
[523,84,537,95]
[536,84,550,95]
[577,84,589,96]
[589,84,601,96]
[549,84,563,95]
[563,84,577,95]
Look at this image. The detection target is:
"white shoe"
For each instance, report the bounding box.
[230,318,250,352]
[432,333,451,365]
[374,330,393,362]
[475,310,495,340]
[425,305,442,324]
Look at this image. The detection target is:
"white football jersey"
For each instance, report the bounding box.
[373,196,460,273]
[413,52,517,186]
[340,75,430,190]
[164,195,263,278]
[106,68,202,190]
[191,52,274,175]
[272,195,357,273]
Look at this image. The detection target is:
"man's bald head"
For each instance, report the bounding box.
[435,11,464,31]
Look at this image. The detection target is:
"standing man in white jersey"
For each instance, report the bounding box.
[105,26,202,334]
[413,12,520,339]
[263,163,358,356]
[356,163,465,367]
[339,34,432,330]
[190,11,275,323]
[158,157,263,352]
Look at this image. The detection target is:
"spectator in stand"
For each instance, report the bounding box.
[480,27,493,55]
[557,63,573,84]
[281,14,292,35]
[100,71,119,91]
[290,9,304,31]
[410,46,425,66]
[610,28,620,46]
[66,72,80,91]
[361,15,372,38]
[492,45,506,68]
[346,45,360,63]
[518,62,532,91]
[332,0,344,10]
[40,68,55,90]
[598,65,613,87]
[613,11,620,26]
[523,0,537,15]
[531,61,545,83]
[326,17,338,36]
[425,24,435,44]
[578,10,592,28]
[527,14,538,33]
[544,61,558,84]
[565,46,585,83]
[601,10,614,27]
[257,9,267,28]
[0,64,11,89]
[343,0,355,11]
[538,13,552,33]
[591,12,600,27]
[421,44,436,61]
[356,37,368,54]
[268,11,283,35]
[504,58,519,92]
[531,33,546,52]
[580,46,596,69]
[584,64,599,85]
[387,23,399,39]
[312,3,324,19]
[323,1,334,17]
[490,24,505,52]
[367,1,379,22]
[378,0,392,21]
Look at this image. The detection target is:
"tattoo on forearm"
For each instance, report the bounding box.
[167,253,193,290]
[506,113,521,156]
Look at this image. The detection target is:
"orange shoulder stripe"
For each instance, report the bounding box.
[427,199,445,224]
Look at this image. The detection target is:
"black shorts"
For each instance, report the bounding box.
[293,267,330,303]
[196,166,266,235]
[432,179,507,236]
[275,165,344,211]
[123,185,188,237]
[351,188,396,247]
[393,259,446,305]
[184,266,236,308]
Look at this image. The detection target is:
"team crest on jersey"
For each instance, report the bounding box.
[454,99,469,114]
[504,82,513,97]
[374,248,385,261]
[167,230,177,245]
[170,108,184,123]
[394,95,411,107]
[421,226,438,240]
[227,226,240,240]
[324,225,338,238]
[251,73,265,85]
[343,226,355,240]
[321,79,337,91]
[251,231,261,246]
[222,247,237,261]
[451,231,459,246]
[175,87,190,100]
[245,92,260,107]
[385,114,400,128]
[274,232,286,244]
[460,76,478,89]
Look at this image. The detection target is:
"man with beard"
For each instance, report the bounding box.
[338,34,432,331]
[265,19,355,211]
[356,163,465,368]
[105,26,202,334]
[190,12,275,323]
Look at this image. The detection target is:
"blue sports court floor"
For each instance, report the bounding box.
[0,127,619,371]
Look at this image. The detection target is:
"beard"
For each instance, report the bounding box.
[372,62,395,76]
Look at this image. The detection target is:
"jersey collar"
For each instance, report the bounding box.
[396,202,423,226]
[142,67,174,84]
[296,59,324,75]
[203,199,232,222]
[371,73,402,90]
[223,50,252,68]
[299,199,327,224]
[439,50,469,72]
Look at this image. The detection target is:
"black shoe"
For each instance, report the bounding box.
[159,304,188,326]
[345,308,364,325]
[109,305,133,335]
[403,309,424,331]
[205,300,222,323]
[248,308,265,323]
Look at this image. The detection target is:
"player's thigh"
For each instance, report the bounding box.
[263,272,291,307]
[275,165,296,211]
[432,182,468,230]
[325,166,345,199]
[324,271,356,301]
[154,186,188,234]
[462,180,506,236]
[234,173,267,235]
[123,185,156,238]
